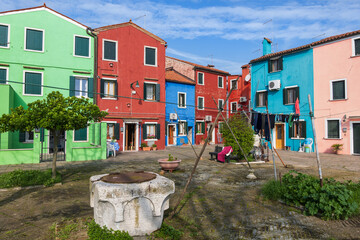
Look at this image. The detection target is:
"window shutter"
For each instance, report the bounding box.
[75,36,89,57]
[25,72,41,95]
[256,92,259,107]
[143,83,148,100]
[289,124,294,138]
[40,128,45,142]
[301,121,306,138]
[185,122,188,134]
[156,124,160,139]
[355,39,360,55]
[0,68,6,84]
[283,88,288,105]
[115,81,118,99]
[70,76,76,96]
[0,25,8,47]
[264,92,268,106]
[88,78,94,98]
[114,123,120,140]
[279,57,283,70]
[195,122,198,134]
[100,79,105,98]
[143,124,147,139]
[201,122,205,134]
[19,131,25,142]
[26,29,43,51]
[75,127,87,141]
[155,84,160,101]
[268,60,272,73]
[295,86,300,102]
[104,41,116,60]
[165,121,168,136]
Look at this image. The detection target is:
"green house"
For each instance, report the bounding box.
[0,5,106,164]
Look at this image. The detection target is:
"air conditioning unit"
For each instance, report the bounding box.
[239,97,247,102]
[205,115,212,122]
[268,80,281,91]
[169,113,177,120]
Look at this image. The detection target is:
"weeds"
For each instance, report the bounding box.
[0,169,61,188]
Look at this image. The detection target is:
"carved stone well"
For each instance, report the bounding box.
[90,171,175,236]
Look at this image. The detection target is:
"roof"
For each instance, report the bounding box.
[166,56,230,75]
[250,29,360,64]
[165,67,196,85]
[95,21,166,44]
[0,4,89,29]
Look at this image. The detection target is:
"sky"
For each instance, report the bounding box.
[2,0,360,74]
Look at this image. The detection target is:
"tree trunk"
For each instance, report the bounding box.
[52,130,59,179]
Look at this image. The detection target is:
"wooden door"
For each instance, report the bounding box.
[168,126,174,145]
[276,124,285,149]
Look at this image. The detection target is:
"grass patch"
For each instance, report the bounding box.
[261,180,284,201]
[0,169,61,188]
[87,219,133,240]
[149,223,184,240]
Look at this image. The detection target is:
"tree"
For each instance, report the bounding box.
[0,91,108,178]
[221,114,254,159]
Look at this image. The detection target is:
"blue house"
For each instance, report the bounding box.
[165,67,196,146]
[249,38,314,151]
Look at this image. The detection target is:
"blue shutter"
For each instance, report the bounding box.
[69,76,76,96]
[0,68,6,84]
[75,36,89,57]
[0,25,8,47]
[26,29,43,51]
[88,78,94,98]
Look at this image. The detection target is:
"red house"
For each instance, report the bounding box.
[95,21,167,151]
[166,57,229,144]
[228,64,251,117]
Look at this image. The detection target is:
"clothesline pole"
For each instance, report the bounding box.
[266,102,277,181]
[308,94,323,187]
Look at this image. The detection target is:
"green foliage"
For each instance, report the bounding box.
[221,114,254,159]
[0,169,61,188]
[152,144,157,147]
[261,180,284,201]
[141,142,148,148]
[331,143,343,153]
[87,220,133,240]
[168,154,177,161]
[149,223,183,240]
[50,222,79,240]
[263,171,360,220]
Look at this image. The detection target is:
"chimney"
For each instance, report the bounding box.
[263,38,272,56]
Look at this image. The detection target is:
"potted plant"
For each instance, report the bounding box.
[200,137,205,145]
[141,142,151,151]
[331,143,343,154]
[158,154,181,172]
[152,144,157,151]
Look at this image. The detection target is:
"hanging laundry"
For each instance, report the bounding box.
[295,98,300,115]
[288,113,294,127]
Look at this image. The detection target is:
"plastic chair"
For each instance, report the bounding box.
[304,138,313,153]
[107,142,116,157]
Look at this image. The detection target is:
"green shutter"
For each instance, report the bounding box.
[75,36,89,57]
[295,86,300,101]
[0,68,6,84]
[156,124,160,139]
[104,40,116,60]
[264,92,268,106]
[100,79,105,98]
[355,39,360,55]
[328,120,339,138]
[201,122,205,134]
[19,131,25,142]
[0,25,8,47]
[115,81,118,99]
[195,122,198,134]
[40,128,45,142]
[26,29,43,51]
[289,124,294,138]
[279,57,283,70]
[143,83,148,100]
[74,127,87,141]
[256,92,259,107]
[185,122,188,134]
[114,123,120,140]
[88,78,94,98]
[332,81,345,100]
[143,124,147,139]
[155,84,160,101]
[268,60,272,73]
[70,76,76,96]
[283,88,288,104]
[24,72,41,95]
[165,121,168,136]
[301,121,306,138]
[145,47,156,65]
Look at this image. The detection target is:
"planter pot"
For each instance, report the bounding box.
[152,147,157,151]
[142,147,151,151]
[158,159,181,172]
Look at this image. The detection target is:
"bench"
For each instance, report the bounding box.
[209,145,223,160]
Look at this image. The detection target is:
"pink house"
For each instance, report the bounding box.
[313,30,360,155]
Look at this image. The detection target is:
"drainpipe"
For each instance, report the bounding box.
[86,27,98,105]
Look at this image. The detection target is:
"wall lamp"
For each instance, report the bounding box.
[130,81,140,90]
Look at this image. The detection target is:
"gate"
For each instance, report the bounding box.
[40,130,66,162]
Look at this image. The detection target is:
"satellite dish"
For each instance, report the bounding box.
[245,74,251,82]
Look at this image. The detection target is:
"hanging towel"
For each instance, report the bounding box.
[288,113,294,127]
[295,98,300,115]
[217,146,233,163]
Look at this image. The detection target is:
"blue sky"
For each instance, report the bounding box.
[2,0,360,74]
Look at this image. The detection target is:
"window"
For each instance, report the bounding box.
[283,86,299,104]
[74,127,88,141]
[101,79,117,98]
[74,35,90,57]
[178,121,187,135]
[231,102,237,113]
[143,123,160,140]
[331,79,346,100]
[144,46,157,66]
[198,97,204,110]
[218,122,224,133]
[25,28,44,52]
[0,24,9,48]
[268,57,283,73]
[23,71,42,96]
[144,83,160,101]
[195,121,205,134]
[256,91,267,107]
[326,119,341,139]
[19,131,34,143]
[103,39,117,61]
[107,123,119,140]
[353,37,360,56]
[231,79,237,90]
[218,99,224,111]
[0,67,8,84]
[289,121,306,139]
[75,77,88,98]
[178,92,186,108]
[218,76,223,88]
[197,72,204,85]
